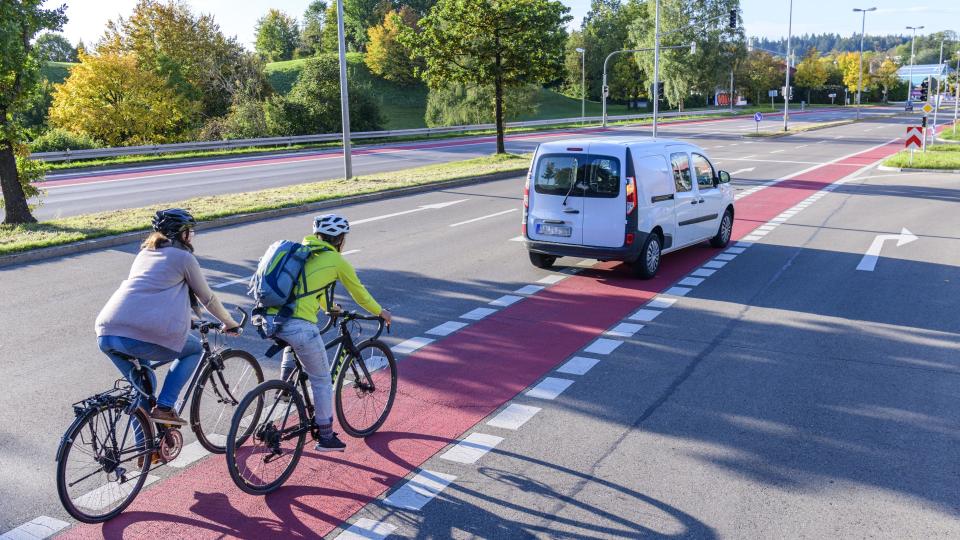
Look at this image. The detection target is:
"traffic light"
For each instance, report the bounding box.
[919,79,929,101]
[651,82,664,100]
[729,9,737,29]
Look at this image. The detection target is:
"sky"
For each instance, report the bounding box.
[57,0,960,51]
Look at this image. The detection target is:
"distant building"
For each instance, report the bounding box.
[896,63,954,85]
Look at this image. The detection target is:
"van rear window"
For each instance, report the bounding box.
[534,154,620,198]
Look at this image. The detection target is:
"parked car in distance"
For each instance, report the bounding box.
[523,138,735,278]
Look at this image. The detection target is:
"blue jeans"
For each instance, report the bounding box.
[98,335,204,410]
[275,318,334,435]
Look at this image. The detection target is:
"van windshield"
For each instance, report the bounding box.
[534,154,621,198]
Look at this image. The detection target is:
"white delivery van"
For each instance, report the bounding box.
[523,138,735,278]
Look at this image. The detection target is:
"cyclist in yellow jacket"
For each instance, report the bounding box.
[270,214,391,451]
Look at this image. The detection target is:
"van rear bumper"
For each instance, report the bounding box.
[525,236,645,262]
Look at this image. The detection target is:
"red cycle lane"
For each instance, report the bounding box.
[59,139,901,539]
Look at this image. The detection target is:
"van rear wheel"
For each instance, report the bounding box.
[529,252,557,269]
[632,234,661,279]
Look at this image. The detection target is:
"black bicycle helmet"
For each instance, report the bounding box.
[152,208,196,239]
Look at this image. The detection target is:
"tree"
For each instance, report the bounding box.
[794,47,827,102]
[409,0,570,153]
[321,1,341,53]
[425,83,538,126]
[34,32,77,62]
[298,0,327,57]
[365,7,423,84]
[283,54,383,133]
[734,50,782,106]
[874,57,900,102]
[567,0,647,102]
[49,52,198,146]
[836,50,875,94]
[0,0,66,224]
[343,0,392,50]
[255,9,300,62]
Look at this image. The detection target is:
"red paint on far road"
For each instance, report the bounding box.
[59,138,902,540]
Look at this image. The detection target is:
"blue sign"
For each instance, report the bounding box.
[754,112,763,122]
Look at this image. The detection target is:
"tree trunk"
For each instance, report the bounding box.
[494,35,505,155]
[0,141,36,225]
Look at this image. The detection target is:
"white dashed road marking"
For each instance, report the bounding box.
[0,517,69,540]
[487,404,541,430]
[335,519,397,540]
[583,338,623,355]
[440,433,504,464]
[426,321,468,337]
[557,356,600,375]
[393,337,435,355]
[460,307,497,321]
[607,322,644,337]
[629,309,663,322]
[383,470,457,511]
[514,285,545,295]
[525,377,575,400]
[449,209,517,228]
[489,295,523,307]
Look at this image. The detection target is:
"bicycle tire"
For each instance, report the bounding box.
[335,339,397,438]
[226,379,306,495]
[190,349,264,454]
[56,402,153,523]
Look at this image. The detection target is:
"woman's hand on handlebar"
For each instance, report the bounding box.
[379,308,392,328]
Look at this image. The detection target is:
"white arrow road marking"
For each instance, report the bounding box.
[352,199,468,225]
[856,228,918,272]
[729,167,756,176]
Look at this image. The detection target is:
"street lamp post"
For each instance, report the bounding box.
[576,47,585,126]
[336,0,352,179]
[783,0,793,132]
[932,39,944,132]
[954,51,959,136]
[652,0,661,138]
[906,25,924,104]
[853,7,876,120]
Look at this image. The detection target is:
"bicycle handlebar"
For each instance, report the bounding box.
[192,307,248,335]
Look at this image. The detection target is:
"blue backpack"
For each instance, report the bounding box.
[248,240,329,337]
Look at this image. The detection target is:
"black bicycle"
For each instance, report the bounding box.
[55,309,261,523]
[225,309,397,495]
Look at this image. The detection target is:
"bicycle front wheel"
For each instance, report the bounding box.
[335,339,397,438]
[56,402,153,523]
[226,380,307,495]
[191,349,264,453]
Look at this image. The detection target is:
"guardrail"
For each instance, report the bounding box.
[31,108,735,163]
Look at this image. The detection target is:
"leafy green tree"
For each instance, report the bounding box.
[283,54,383,133]
[425,83,538,126]
[344,0,392,50]
[365,7,422,84]
[255,9,300,62]
[0,0,66,224]
[321,1,341,53]
[298,0,327,57]
[34,32,77,62]
[566,0,646,102]
[734,50,782,106]
[409,0,570,153]
[874,57,900,102]
[795,47,828,103]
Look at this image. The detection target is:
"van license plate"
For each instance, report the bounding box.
[537,224,572,237]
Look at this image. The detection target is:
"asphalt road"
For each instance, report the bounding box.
[2,110,957,539]
[16,106,897,221]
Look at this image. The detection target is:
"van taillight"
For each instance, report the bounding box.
[625,176,638,215]
[523,178,530,209]
[625,233,635,245]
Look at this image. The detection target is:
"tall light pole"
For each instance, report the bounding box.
[932,38,944,131]
[783,0,793,131]
[576,47,585,126]
[336,0,353,179]
[853,7,876,120]
[652,0,661,138]
[906,25,924,104]
[953,50,959,136]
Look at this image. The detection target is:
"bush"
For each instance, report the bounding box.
[426,83,538,127]
[283,55,384,133]
[29,128,102,153]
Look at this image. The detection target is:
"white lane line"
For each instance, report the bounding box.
[353,200,468,225]
[690,268,716,278]
[383,470,457,511]
[0,517,70,540]
[725,247,746,254]
[576,259,597,267]
[742,235,763,242]
[647,297,677,309]
[538,274,567,285]
[757,225,777,231]
[607,322,644,337]
[678,277,704,287]
[460,307,497,321]
[487,404,541,430]
[703,260,728,269]
[168,440,210,468]
[665,286,691,296]
[449,208,517,228]
[394,337,435,355]
[514,285,544,295]
[525,377,575,400]
[74,475,160,511]
[509,235,525,242]
[769,149,785,154]
[629,309,662,322]
[750,230,769,237]
[557,356,599,375]
[584,338,623,355]
[439,433,504,464]
[426,321,468,337]
[771,217,788,223]
[489,295,523,307]
[336,518,397,540]
[715,253,738,261]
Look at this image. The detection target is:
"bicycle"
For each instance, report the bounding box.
[225,309,397,495]
[55,309,261,523]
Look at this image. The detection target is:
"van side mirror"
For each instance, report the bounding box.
[717,171,731,184]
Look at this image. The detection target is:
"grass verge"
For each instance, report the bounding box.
[882,144,960,170]
[2,153,531,256]
[743,119,856,137]
[940,127,960,141]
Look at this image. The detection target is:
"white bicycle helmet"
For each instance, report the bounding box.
[313,214,350,236]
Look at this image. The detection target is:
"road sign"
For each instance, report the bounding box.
[768,89,777,97]
[754,112,763,122]
[922,103,933,114]
[905,126,922,150]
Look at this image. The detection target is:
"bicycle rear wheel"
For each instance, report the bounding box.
[226,380,307,495]
[335,339,397,438]
[190,349,263,453]
[56,402,153,523]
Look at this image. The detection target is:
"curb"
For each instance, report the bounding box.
[876,164,960,174]
[740,113,899,139]
[0,169,526,269]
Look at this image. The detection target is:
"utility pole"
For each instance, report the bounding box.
[906,26,924,104]
[783,0,793,131]
[853,7,876,120]
[336,0,352,179]
[652,0,661,138]
[953,51,959,136]
[576,47,585,126]
[932,39,944,132]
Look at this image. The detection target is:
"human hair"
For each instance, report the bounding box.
[318,232,345,250]
[141,231,171,250]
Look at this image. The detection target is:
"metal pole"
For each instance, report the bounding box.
[652,0,661,138]
[729,68,734,112]
[906,26,923,104]
[581,49,586,126]
[336,0,352,179]
[854,8,871,120]
[932,39,944,131]
[783,0,793,131]
[954,52,959,136]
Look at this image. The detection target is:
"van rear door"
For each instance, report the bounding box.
[581,151,626,248]
[527,152,585,245]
